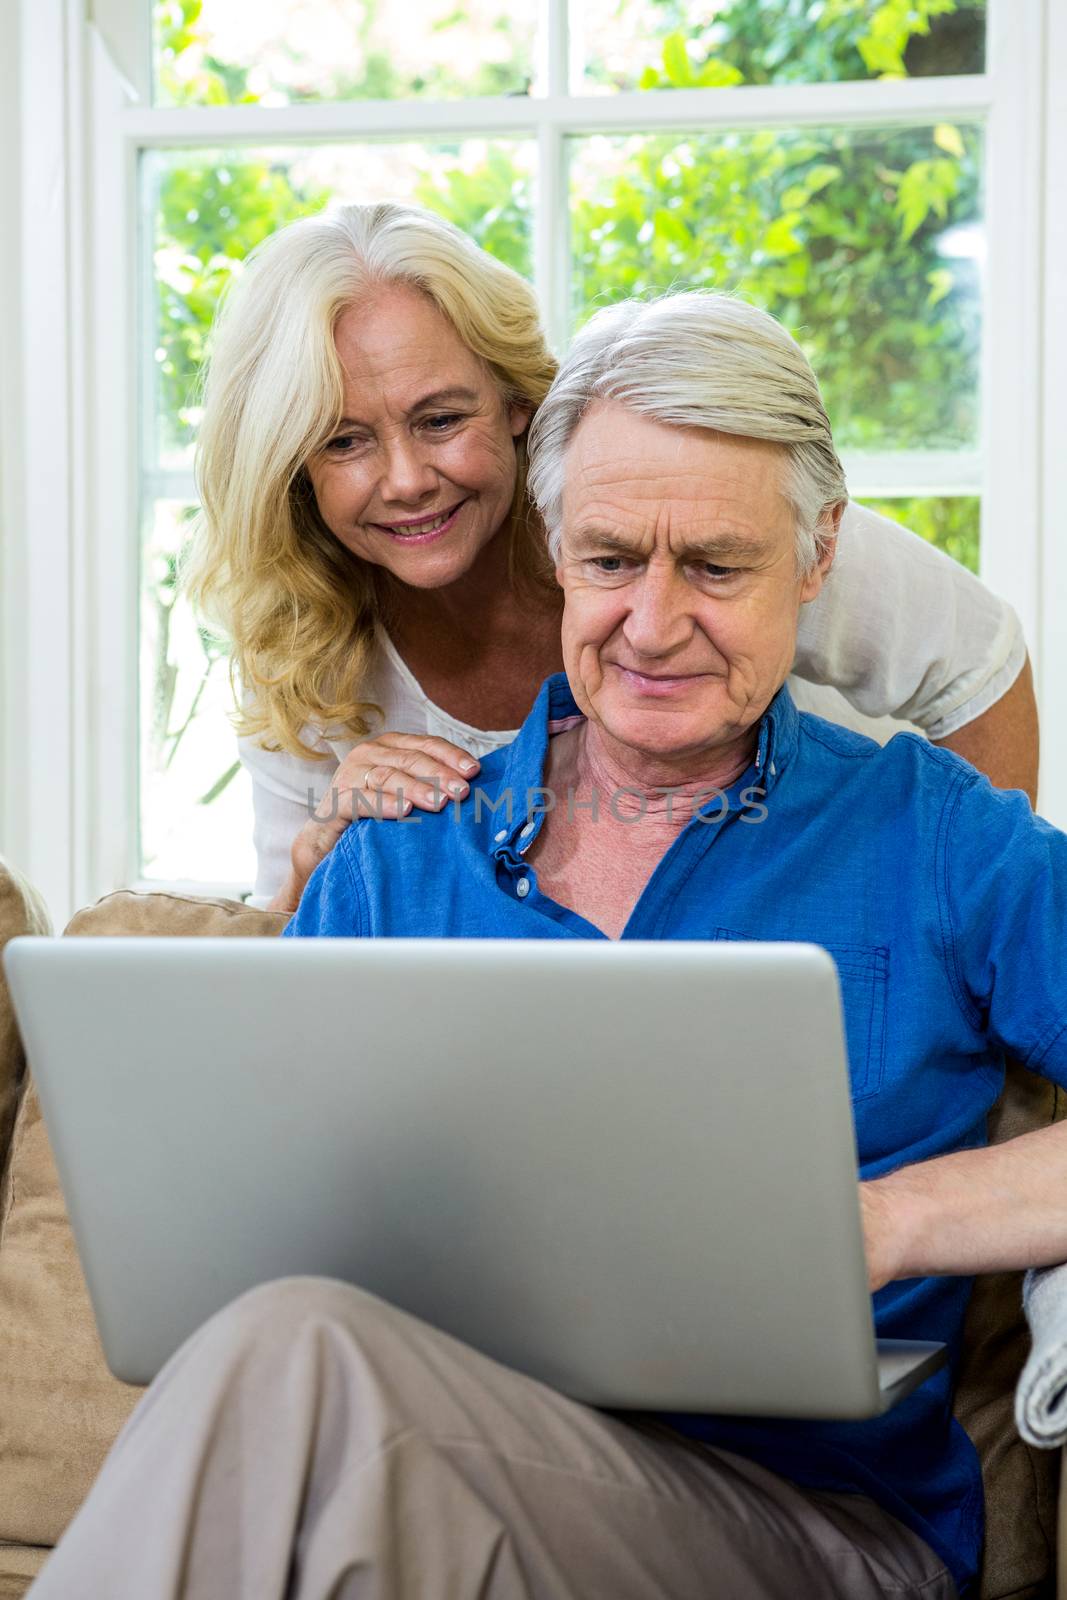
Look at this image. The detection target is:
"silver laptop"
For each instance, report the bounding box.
[3,936,943,1415]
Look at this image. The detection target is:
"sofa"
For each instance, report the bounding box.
[0,851,1061,1598]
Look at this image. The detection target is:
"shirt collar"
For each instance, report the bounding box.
[493,674,577,838]
[489,673,799,858]
[753,680,799,790]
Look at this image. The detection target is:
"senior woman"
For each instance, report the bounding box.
[184,201,1036,910]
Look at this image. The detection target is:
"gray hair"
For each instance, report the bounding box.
[527,292,848,573]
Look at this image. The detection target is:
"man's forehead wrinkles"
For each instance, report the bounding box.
[574,461,734,496]
[561,418,797,557]
[567,495,778,542]
[566,470,781,523]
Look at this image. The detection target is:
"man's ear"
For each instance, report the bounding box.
[799,500,845,602]
[818,501,846,577]
[552,531,566,588]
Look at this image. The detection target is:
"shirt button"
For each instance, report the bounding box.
[494,828,508,843]
[516,877,530,898]
[519,821,535,839]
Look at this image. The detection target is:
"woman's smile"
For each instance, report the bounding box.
[368,499,469,544]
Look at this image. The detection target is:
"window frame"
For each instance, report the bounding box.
[2,0,1058,927]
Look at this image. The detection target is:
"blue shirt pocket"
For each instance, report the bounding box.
[713,929,890,1101]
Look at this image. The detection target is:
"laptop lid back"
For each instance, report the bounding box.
[5,936,883,1416]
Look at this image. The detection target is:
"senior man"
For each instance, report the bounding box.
[30,295,1067,1600]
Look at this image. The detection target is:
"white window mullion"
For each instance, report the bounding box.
[139,151,161,487]
[14,0,80,927]
[67,0,99,923]
[979,0,1044,650]
[0,5,25,873]
[842,453,981,500]
[534,0,570,355]
[1040,0,1067,828]
[90,24,142,899]
[119,74,992,149]
[543,0,568,97]
[535,118,570,357]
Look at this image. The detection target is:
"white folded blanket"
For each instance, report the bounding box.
[1016,1265,1067,1447]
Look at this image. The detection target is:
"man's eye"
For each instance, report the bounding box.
[590,556,633,574]
[700,563,736,582]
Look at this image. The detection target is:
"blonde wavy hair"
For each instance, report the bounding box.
[182,202,558,759]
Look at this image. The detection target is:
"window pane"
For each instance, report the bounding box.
[148,140,535,470]
[576,0,986,94]
[140,501,257,884]
[153,0,536,107]
[569,122,983,452]
[857,495,979,572]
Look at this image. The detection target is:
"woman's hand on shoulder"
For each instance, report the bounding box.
[269,733,481,913]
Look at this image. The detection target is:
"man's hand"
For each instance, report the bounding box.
[858,1119,1067,1293]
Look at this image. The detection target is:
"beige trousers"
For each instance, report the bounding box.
[29,1278,956,1599]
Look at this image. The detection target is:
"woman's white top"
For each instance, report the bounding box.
[240,503,1026,907]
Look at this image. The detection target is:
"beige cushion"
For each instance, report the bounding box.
[954,1059,1064,1600]
[0,891,288,1553]
[64,887,290,941]
[0,858,51,1185]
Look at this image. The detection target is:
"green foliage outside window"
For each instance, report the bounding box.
[568,120,980,452]
[595,0,984,91]
[155,157,330,456]
[154,0,535,105]
[152,0,983,463]
[858,495,979,573]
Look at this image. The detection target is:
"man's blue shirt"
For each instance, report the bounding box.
[286,674,1067,1594]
